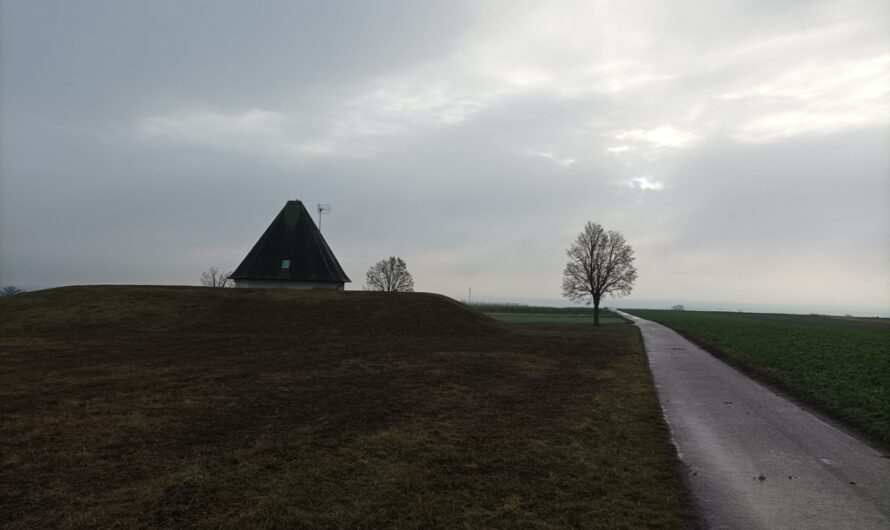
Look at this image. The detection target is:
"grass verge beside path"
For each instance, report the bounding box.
[624,309,890,448]
[478,304,628,325]
[1,286,692,529]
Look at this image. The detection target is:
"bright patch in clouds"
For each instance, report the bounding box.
[726,54,890,142]
[629,177,665,191]
[528,150,576,167]
[606,145,633,154]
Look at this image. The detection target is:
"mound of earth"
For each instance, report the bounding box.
[0,285,504,337]
[0,285,694,529]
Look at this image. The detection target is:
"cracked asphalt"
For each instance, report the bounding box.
[617,310,890,530]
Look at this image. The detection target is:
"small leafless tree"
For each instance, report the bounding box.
[562,222,637,325]
[0,286,24,297]
[671,304,685,311]
[200,266,234,288]
[364,256,414,292]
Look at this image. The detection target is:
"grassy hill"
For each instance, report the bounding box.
[1,286,692,529]
[0,285,502,337]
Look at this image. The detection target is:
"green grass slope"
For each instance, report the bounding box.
[625,309,890,447]
[1,287,693,529]
[472,304,629,325]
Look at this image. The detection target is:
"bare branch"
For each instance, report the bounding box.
[0,286,24,297]
[200,266,234,288]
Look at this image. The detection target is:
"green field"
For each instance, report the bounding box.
[475,304,628,325]
[1,287,692,529]
[624,309,890,447]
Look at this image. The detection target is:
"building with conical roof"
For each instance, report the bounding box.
[229,201,350,289]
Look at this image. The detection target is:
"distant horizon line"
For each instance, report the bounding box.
[462,296,890,318]
[4,282,888,318]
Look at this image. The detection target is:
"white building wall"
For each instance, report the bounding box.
[234,280,344,290]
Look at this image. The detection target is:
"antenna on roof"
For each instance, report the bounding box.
[317,203,331,231]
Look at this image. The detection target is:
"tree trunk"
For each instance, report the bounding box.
[593,296,600,326]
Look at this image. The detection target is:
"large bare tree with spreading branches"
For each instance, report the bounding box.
[562,222,637,325]
[365,256,414,292]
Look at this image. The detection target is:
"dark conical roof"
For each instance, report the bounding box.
[230,201,351,283]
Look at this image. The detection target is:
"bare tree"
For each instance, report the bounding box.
[200,266,234,288]
[562,222,637,326]
[364,256,414,292]
[0,286,24,297]
[671,304,685,311]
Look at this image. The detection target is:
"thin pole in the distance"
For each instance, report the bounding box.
[317,203,331,231]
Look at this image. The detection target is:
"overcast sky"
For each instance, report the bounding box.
[2,0,888,313]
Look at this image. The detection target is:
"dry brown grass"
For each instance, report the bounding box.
[1,286,692,529]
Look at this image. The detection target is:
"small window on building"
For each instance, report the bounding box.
[281,259,291,269]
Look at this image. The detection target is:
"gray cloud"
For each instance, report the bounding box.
[2,0,888,314]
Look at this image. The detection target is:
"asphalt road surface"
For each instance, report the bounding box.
[616,310,890,530]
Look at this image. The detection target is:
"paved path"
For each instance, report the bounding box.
[616,310,890,530]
